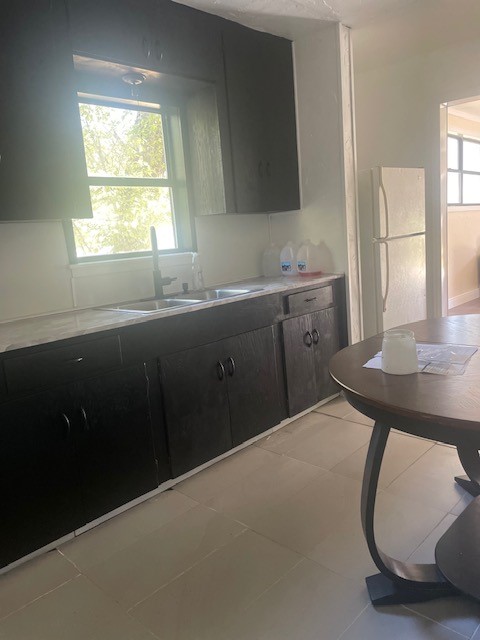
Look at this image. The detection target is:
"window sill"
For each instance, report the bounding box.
[448,205,480,212]
[69,252,194,278]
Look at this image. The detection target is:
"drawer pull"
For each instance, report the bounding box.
[305,297,317,303]
[66,357,84,364]
[304,331,313,347]
[312,329,319,345]
[216,360,225,381]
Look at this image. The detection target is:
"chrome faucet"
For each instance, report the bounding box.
[150,226,177,298]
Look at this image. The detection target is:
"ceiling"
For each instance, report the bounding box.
[173,0,417,39]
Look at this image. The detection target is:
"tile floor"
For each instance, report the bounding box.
[1,396,480,639]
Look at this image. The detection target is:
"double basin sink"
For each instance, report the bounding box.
[101,288,261,314]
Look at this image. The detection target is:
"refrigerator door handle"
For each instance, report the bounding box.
[378,168,390,240]
[378,240,390,313]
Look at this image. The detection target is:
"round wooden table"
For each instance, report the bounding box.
[329,316,480,606]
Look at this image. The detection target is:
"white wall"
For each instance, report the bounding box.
[353,9,480,317]
[0,22,352,324]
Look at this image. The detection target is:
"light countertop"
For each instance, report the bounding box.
[0,274,343,354]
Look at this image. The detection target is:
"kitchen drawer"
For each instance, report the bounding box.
[285,285,333,316]
[3,335,122,395]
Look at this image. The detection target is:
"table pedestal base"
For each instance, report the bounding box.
[362,422,454,605]
[455,445,480,496]
[454,475,480,497]
[366,573,457,606]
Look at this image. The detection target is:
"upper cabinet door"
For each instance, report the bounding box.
[222,23,300,213]
[0,1,92,221]
[68,0,154,68]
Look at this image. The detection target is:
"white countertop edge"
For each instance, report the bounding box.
[0,274,344,354]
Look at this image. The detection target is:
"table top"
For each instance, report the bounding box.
[329,315,480,445]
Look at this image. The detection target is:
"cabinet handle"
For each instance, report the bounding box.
[66,357,83,364]
[258,160,264,178]
[216,360,225,381]
[304,297,317,303]
[81,405,90,432]
[312,328,319,345]
[155,39,163,62]
[304,331,313,347]
[226,356,236,377]
[61,413,71,439]
[266,161,271,177]
[142,36,151,59]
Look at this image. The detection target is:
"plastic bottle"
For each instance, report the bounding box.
[262,243,281,277]
[280,241,297,276]
[296,240,323,276]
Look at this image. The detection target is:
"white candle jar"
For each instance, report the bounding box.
[381,329,418,375]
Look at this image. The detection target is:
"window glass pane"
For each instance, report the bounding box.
[448,136,459,170]
[79,104,167,178]
[447,172,460,204]
[72,186,176,257]
[463,173,480,204]
[463,140,480,172]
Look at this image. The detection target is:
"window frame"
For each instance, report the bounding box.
[64,95,196,263]
[448,134,480,207]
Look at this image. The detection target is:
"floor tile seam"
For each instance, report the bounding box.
[401,603,471,639]
[405,512,456,563]
[381,481,463,514]
[378,442,437,490]
[58,548,83,573]
[376,488,451,522]
[0,572,82,624]
[335,602,371,640]
[470,620,480,639]
[126,526,252,614]
[175,448,286,502]
[281,432,373,470]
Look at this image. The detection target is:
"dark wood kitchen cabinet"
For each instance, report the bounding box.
[283,306,340,416]
[68,0,223,82]
[0,362,160,568]
[160,326,282,477]
[0,387,82,568]
[0,0,91,221]
[222,23,300,213]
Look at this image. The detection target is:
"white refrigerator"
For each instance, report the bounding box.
[358,167,427,339]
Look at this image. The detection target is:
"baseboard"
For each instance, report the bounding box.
[448,288,480,309]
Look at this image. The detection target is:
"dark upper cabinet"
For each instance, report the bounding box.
[68,0,223,82]
[222,23,300,213]
[283,307,340,416]
[0,1,91,221]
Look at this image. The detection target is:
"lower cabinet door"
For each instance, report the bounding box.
[0,388,82,568]
[312,307,340,401]
[282,314,318,416]
[73,365,159,524]
[225,326,281,446]
[160,342,232,477]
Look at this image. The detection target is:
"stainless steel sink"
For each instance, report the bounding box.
[176,288,262,301]
[100,298,201,314]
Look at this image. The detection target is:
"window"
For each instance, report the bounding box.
[65,98,193,261]
[448,134,480,205]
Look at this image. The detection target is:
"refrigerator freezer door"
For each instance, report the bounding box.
[374,234,426,333]
[373,167,425,239]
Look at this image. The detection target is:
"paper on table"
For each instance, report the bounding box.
[363,342,477,375]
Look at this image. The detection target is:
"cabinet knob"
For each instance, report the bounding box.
[304,331,313,347]
[216,360,225,381]
[226,356,236,377]
[312,329,319,345]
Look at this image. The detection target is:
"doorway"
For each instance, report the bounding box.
[443,97,480,316]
